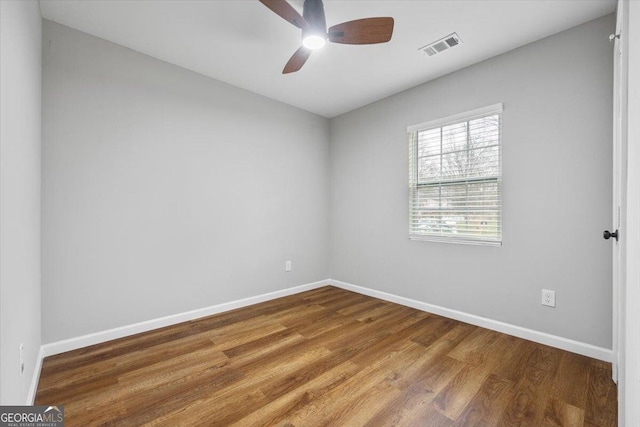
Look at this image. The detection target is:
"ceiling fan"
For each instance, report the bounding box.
[259,0,394,74]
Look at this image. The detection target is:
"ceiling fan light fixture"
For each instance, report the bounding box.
[302,34,326,50]
[259,0,394,73]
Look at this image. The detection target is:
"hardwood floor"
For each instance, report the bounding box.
[35,286,617,426]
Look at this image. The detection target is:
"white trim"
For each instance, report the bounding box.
[26,346,44,404]
[611,0,626,384]
[623,1,640,425]
[41,280,328,357]
[328,279,612,362]
[32,276,612,394]
[407,103,504,133]
[409,234,502,247]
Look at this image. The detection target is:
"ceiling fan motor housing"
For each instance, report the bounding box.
[302,0,327,40]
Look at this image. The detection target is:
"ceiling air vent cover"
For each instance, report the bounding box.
[419,33,462,57]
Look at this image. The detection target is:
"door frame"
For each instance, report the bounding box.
[611,0,624,384]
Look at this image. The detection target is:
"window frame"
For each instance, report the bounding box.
[407,103,503,246]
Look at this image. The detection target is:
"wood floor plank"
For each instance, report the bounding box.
[38,335,216,393]
[325,378,402,426]
[363,381,448,426]
[230,361,363,427]
[347,313,433,366]
[300,287,348,304]
[137,346,333,426]
[279,339,418,426]
[264,303,326,323]
[388,325,473,391]
[64,358,239,425]
[551,351,591,408]
[491,338,536,383]
[584,359,618,427]
[315,292,372,312]
[411,315,464,348]
[447,327,502,365]
[543,398,585,427]
[39,321,200,372]
[208,315,288,350]
[37,339,222,404]
[452,374,514,427]
[260,349,360,402]
[257,313,428,404]
[289,310,357,339]
[432,362,493,421]
[373,396,455,427]
[34,286,618,426]
[498,344,563,426]
[335,298,386,316]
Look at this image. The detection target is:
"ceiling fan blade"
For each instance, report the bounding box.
[328,17,394,45]
[283,47,311,74]
[259,0,308,30]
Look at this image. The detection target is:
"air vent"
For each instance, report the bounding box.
[419,33,462,57]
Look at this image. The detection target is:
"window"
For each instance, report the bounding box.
[408,104,503,245]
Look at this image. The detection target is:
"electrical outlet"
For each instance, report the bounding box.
[541,289,556,307]
[285,260,292,272]
[19,344,24,376]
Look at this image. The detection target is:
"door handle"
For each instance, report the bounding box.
[604,229,619,241]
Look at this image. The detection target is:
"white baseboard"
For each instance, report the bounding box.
[32,276,611,398]
[26,345,45,404]
[40,280,328,358]
[328,279,612,362]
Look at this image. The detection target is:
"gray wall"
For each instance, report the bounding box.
[329,15,615,348]
[41,14,615,350]
[0,0,42,404]
[42,21,330,343]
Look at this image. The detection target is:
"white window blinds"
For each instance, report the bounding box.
[408,104,503,245]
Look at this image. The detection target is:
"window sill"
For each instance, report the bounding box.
[409,235,502,247]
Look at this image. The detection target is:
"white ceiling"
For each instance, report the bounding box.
[39,0,616,118]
